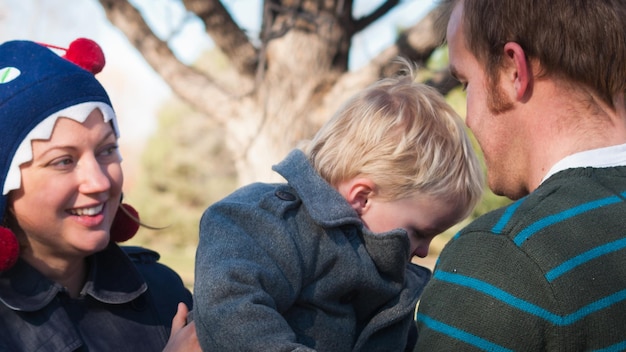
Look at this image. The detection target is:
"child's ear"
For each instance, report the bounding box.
[336,178,375,215]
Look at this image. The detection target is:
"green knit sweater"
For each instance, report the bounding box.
[416,166,626,351]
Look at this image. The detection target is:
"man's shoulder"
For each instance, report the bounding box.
[460,175,599,239]
[460,200,520,237]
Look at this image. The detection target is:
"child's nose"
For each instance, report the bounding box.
[413,241,432,258]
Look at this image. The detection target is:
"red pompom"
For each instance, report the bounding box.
[110,203,140,243]
[0,227,19,271]
[62,38,106,74]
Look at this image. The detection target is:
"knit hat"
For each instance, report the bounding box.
[0,38,138,271]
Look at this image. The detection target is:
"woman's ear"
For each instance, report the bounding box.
[336,178,375,215]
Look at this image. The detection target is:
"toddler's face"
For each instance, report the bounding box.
[359,193,464,259]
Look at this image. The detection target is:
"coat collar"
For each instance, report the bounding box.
[272,149,362,228]
[273,149,412,280]
[0,243,146,311]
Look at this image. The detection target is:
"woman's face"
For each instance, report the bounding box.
[8,109,123,261]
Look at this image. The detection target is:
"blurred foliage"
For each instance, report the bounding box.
[126,97,237,252]
[124,48,241,287]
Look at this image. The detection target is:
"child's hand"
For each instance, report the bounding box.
[163,303,200,352]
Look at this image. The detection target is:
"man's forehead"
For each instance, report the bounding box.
[445,2,466,75]
[446,0,464,41]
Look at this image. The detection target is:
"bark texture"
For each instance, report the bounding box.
[98,0,455,184]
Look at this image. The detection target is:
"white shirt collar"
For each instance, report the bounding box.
[541,143,626,184]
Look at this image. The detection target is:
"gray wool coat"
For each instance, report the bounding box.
[193,149,431,351]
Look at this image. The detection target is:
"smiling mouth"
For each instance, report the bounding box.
[69,204,104,216]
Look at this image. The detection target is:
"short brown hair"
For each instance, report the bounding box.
[437,0,626,108]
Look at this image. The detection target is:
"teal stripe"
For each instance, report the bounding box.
[435,271,626,325]
[546,237,626,282]
[492,198,524,234]
[420,310,626,352]
[417,314,513,352]
[514,196,622,246]
[564,289,626,325]
[435,271,560,322]
[593,340,626,352]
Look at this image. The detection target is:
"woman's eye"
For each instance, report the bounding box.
[102,145,117,155]
[99,145,119,158]
[49,157,74,168]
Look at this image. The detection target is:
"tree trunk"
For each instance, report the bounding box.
[97,0,451,185]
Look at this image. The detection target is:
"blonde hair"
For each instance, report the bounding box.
[303,64,484,218]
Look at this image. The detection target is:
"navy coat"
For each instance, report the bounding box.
[0,243,192,351]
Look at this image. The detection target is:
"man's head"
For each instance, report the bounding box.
[439,0,626,109]
[440,0,626,199]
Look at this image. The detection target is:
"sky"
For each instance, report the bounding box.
[0,0,435,146]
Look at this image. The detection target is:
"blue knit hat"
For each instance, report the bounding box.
[0,39,119,270]
[0,39,119,218]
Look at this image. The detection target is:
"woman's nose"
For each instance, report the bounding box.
[78,157,111,194]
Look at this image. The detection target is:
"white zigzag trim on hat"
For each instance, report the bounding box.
[2,101,118,195]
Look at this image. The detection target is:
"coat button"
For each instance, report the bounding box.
[275,190,296,201]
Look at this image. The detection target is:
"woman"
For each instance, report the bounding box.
[0,38,198,351]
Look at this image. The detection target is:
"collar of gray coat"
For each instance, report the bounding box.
[273,149,362,229]
[273,149,412,281]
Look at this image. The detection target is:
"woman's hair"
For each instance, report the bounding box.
[303,62,484,218]
[436,0,626,108]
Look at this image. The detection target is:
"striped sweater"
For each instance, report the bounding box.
[415,166,626,351]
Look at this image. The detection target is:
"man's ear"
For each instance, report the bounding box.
[503,42,532,101]
[336,178,375,215]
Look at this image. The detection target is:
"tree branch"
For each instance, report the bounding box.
[395,4,445,64]
[358,4,461,95]
[352,0,400,33]
[98,0,238,123]
[181,0,258,77]
[424,69,459,96]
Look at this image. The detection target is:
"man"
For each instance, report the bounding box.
[415,0,626,350]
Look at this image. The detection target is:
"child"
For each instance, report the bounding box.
[193,66,484,351]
